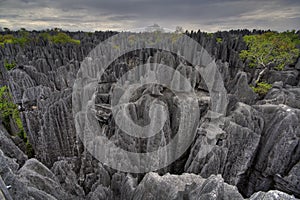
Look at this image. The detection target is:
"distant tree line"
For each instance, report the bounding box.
[0,27,81,47]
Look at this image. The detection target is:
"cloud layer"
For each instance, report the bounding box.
[0,0,299,31]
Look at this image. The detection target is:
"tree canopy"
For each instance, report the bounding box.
[240,31,300,70]
[51,32,80,45]
[0,30,81,47]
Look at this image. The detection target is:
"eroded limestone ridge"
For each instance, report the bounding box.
[0,30,299,199]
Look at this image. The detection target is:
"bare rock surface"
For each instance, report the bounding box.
[0,30,299,199]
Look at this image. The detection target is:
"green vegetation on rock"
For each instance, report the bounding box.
[240,31,300,70]
[0,34,13,46]
[0,86,34,157]
[240,31,300,84]
[0,29,81,47]
[51,32,81,44]
[39,32,52,40]
[216,37,222,43]
[251,82,272,95]
[207,33,213,37]
[4,59,16,70]
[0,32,30,47]
[38,32,80,45]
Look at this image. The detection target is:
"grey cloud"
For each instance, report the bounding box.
[107,15,136,21]
[0,0,299,31]
[0,14,20,18]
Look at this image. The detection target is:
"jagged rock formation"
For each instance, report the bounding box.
[0,30,299,199]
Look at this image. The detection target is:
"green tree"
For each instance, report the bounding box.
[3,34,14,43]
[53,27,62,32]
[3,27,10,32]
[51,32,80,45]
[240,31,300,84]
[0,33,30,47]
[39,32,52,40]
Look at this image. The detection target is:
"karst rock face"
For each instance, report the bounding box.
[0,30,299,200]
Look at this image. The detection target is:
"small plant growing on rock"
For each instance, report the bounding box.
[0,86,34,157]
[4,59,16,70]
[251,82,272,95]
[0,86,21,133]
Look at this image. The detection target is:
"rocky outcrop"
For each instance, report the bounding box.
[131,172,298,200]
[258,82,300,109]
[0,30,300,199]
[1,32,116,167]
[274,161,300,197]
[228,71,258,104]
[185,102,264,193]
[241,104,300,197]
[0,132,299,199]
[265,69,299,86]
[249,190,298,200]
[0,125,27,165]
[0,128,78,199]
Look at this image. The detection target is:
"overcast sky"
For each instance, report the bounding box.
[0,0,299,32]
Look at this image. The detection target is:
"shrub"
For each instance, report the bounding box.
[0,33,30,47]
[0,86,34,157]
[216,37,222,43]
[38,32,80,45]
[1,31,80,47]
[39,32,52,40]
[207,33,213,37]
[0,34,14,46]
[251,82,272,95]
[0,86,19,131]
[51,32,80,45]
[3,34,14,41]
[4,60,16,70]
